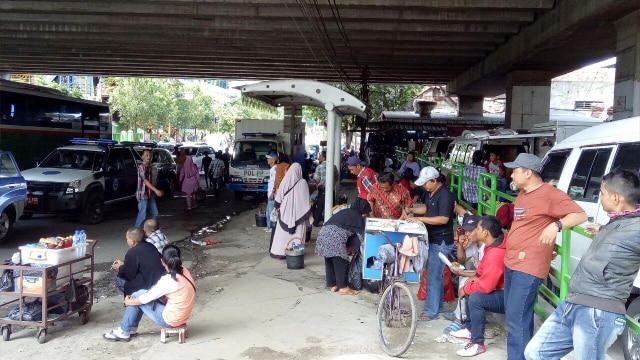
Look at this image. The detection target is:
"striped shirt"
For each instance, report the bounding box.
[136,163,154,200]
[462,164,485,204]
[210,158,225,178]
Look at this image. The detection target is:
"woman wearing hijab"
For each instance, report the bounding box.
[176,148,187,179]
[179,156,200,210]
[270,163,311,259]
[315,200,371,295]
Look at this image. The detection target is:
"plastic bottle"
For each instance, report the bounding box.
[72,230,80,246]
[79,230,87,244]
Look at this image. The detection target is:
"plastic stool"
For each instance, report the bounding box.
[160,324,187,343]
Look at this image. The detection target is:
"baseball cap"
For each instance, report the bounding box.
[504,153,542,173]
[265,151,278,159]
[414,166,439,186]
[461,213,481,231]
[346,156,363,167]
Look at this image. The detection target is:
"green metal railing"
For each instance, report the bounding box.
[417,147,640,335]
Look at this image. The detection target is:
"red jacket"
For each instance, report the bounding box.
[463,234,507,295]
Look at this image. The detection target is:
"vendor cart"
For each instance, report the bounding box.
[362,218,427,284]
[0,240,97,343]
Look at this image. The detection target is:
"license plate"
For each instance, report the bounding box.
[27,196,39,205]
[246,184,259,188]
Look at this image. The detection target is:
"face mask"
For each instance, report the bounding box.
[510,181,519,192]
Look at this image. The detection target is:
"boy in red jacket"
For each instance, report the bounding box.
[450,215,507,357]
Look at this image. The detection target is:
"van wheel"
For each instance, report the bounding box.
[0,209,13,244]
[80,192,104,224]
[623,297,640,360]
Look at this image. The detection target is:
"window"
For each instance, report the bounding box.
[568,148,612,202]
[541,149,572,186]
[611,142,640,203]
[574,101,604,111]
[0,154,19,177]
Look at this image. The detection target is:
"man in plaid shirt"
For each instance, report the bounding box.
[462,150,487,210]
[210,152,225,196]
[135,149,163,227]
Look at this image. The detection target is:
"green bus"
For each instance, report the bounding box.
[0,79,111,169]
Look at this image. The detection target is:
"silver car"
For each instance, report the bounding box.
[0,151,26,243]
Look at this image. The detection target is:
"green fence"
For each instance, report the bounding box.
[404,147,640,336]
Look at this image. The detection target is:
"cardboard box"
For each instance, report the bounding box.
[14,268,58,294]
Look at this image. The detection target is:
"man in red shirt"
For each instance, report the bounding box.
[502,153,586,360]
[346,155,376,202]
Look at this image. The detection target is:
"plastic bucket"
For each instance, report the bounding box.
[255,207,267,227]
[285,238,304,270]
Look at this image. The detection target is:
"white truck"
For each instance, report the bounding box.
[229,119,291,199]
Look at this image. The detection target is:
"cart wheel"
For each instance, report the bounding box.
[1,325,10,341]
[36,328,47,344]
[79,311,90,325]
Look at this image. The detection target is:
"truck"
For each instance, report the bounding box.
[229,119,292,199]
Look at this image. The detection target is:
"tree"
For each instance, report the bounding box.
[31,75,85,99]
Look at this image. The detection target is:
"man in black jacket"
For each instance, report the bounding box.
[111,227,165,296]
[525,169,640,360]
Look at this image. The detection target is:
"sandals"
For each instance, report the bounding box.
[418,311,440,321]
[330,286,339,292]
[338,288,359,296]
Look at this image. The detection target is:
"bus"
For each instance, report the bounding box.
[0,79,111,169]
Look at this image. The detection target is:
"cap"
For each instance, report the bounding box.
[461,213,481,231]
[265,151,278,159]
[346,156,363,167]
[504,153,542,173]
[414,166,439,186]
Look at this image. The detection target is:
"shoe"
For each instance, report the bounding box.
[450,328,472,340]
[456,343,486,357]
[264,228,272,233]
[103,328,130,342]
[129,327,138,337]
[444,321,464,334]
[442,311,457,322]
[417,312,440,321]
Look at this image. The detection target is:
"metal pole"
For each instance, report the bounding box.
[334,113,342,199]
[324,104,336,222]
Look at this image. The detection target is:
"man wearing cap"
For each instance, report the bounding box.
[265,151,279,231]
[502,153,586,360]
[347,155,377,203]
[404,166,456,321]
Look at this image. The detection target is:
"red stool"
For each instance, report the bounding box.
[160,324,187,343]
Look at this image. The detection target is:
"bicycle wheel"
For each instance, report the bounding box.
[377,281,417,357]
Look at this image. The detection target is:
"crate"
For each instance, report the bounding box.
[19,244,88,280]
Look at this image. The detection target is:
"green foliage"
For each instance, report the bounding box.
[30,75,85,99]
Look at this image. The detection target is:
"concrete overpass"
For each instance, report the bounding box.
[1,0,639,125]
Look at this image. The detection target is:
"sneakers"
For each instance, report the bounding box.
[450,327,472,339]
[103,327,130,342]
[442,311,458,322]
[457,342,486,357]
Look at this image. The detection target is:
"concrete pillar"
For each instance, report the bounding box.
[613,10,640,120]
[283,105,302,161]
[505,71,552,130]
[324,104,337,222]
[458,95,484,117]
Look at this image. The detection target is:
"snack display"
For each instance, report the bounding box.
[37,236,74,249]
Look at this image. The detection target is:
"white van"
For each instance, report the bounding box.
[538,116,640,359]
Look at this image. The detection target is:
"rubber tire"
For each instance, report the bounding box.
[2,326,10,341]
[79,311,89,325]
[0,210,13,244]
[36,328,46,344]
[377,282,417,357]
[79,192,104,225]
[623,297,640,360]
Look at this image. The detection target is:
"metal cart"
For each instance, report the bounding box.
[0,240,96,343]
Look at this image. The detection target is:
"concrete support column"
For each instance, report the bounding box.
[324,104,337,223]
[283,105,302,161]
[458,95,484,117]
[505,71,552,130]
[613,10,640,120]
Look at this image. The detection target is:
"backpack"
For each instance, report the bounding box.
[496,202,515,230]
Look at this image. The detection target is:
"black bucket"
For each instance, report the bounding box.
[255,209,267,227]
[285,238,304,270]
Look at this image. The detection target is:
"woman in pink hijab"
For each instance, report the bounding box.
[179,155,200,210]
[270,163,311,260]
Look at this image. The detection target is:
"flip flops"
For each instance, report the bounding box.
[418,311,440,321]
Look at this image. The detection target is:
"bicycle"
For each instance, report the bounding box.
[372,230,420,357]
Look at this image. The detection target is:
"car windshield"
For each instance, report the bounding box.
[40,149,104,171]
[232,140,277,168]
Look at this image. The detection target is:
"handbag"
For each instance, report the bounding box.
[347,252,363,291]
[195,187,206,204]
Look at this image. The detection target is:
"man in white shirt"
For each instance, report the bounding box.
[265,151,278,232]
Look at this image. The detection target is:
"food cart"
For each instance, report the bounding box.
[362,218,427,284]
[0,239,96,343]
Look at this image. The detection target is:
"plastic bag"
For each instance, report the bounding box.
[270,207,279,223]
[195,187,206,204]
[347,252,363,291]
[0,268,14,292]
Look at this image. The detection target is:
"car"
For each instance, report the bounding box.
[20,138,139,224]
[131,146,178,197]
[179,144,215,173]
[0,151,26,243]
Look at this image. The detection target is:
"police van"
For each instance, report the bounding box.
[538,116,640,359]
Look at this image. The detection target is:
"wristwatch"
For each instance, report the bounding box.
[554,220,563,232]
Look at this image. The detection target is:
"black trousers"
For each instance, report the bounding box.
[325,256,349,288]
[312,186,326,226]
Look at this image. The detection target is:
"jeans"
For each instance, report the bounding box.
[425,241,456,317]
[266,199,275,228]
[524,300,625,360]
[464,290,505,344]
[116,277,127,294]
[120,289,171,332]
[504,266,543,360]
[135,197,158,228]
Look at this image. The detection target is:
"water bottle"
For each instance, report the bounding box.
[79,230,87,244]
[72,230,80,246]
